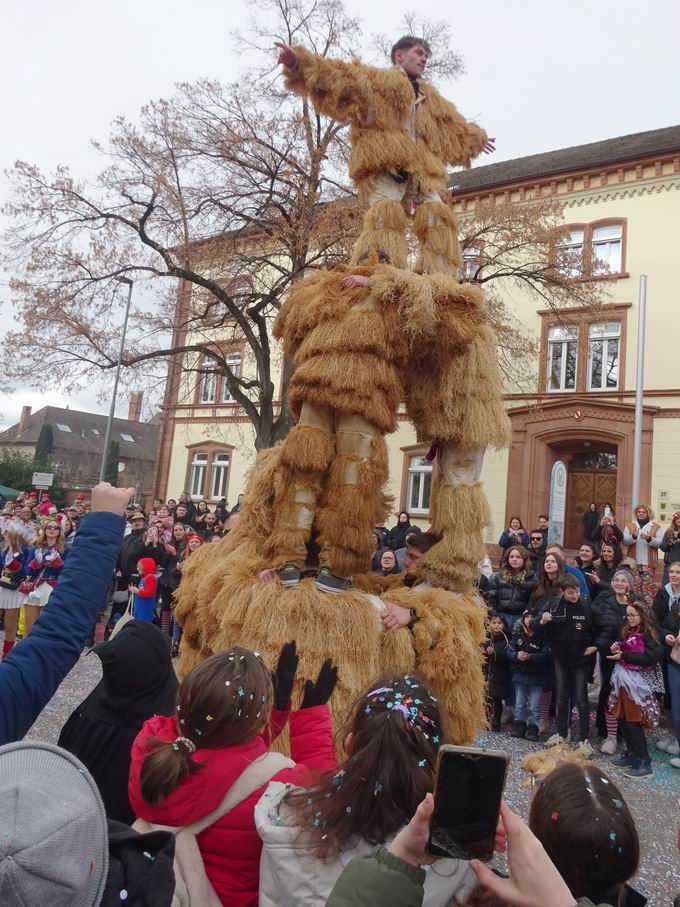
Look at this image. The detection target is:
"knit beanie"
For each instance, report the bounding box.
[0,741,108,907]
[612,569,636,588]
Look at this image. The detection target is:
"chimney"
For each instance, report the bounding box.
[128,391,143,422]
[18,406,31,435]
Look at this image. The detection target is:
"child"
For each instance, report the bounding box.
[509,609,551,740]
[128,645,337,907]
[536,573,602,749]
[482,611,511,731]
[128,557,158,622]
[256,673,477,907]
[607,601,664,778]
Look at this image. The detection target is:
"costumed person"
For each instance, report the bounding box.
[128,557,158,622]
[22,519,67,637]
[622,505,663,605]
[58,619,178,824]
[606,601,663,778]
[276,36,494,274]
[481,612,511,732]
[256,674,477,907]
[0,527,31,659]
[129,645,338,907]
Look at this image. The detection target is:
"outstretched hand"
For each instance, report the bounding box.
[275,41,297,67]
[272,641,299,710]
[300,658,338,708]
[470,802,576,907]
[91,483,137,517]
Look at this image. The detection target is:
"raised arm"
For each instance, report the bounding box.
[0,483,132,744]
[423,85,492,167]
[277,42,374,125]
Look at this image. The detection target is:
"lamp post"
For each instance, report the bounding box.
[630,274,647,514]
[99,276,134,482]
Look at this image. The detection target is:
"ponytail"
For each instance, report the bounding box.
[139,735,201,806]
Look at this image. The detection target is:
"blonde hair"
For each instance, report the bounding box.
[633,504,654,521]
[35,521,66,553]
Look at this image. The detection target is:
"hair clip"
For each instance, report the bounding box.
[172,736,196,754]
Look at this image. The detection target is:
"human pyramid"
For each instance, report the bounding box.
[175,35,511,739]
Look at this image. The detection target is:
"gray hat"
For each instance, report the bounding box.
[0,741,109,907]
[612,569,636,588]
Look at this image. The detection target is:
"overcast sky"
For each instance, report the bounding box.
[2,0,678,427]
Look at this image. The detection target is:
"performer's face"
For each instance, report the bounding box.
[396,44,428,78]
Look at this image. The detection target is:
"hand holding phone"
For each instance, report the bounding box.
[427,745,508,862]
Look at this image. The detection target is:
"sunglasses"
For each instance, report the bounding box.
[530,536,543,541]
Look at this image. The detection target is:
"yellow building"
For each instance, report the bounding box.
[155,124,680,548]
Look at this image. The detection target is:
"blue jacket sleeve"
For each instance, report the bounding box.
[0,511,124,744]
[567,565,590,599]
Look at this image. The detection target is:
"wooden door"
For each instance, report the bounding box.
[566,471,617,547]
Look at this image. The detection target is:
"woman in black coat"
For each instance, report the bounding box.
[660,512,680,582]
[386,511,412,552]
[58,620,178,824]
[582,502,600,541]
[486,546,538,632]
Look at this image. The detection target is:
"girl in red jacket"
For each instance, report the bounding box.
[128,642,337,907]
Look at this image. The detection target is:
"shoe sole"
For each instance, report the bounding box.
[280,578,301,587]
[314,581,350,594]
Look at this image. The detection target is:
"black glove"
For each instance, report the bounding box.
[272,640,298,710]
[300,659,338,709]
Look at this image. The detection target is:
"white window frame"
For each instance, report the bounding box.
[210,453,230,500]
[587,322,621,391]
[407,456,433,515]
[56,423,72,432]
[546,325,579,393]
[120,433,135,443]
[557,228,584,277]
[199,369,217,404]
[591,224,623,275]
[220,354,242,403]
[189,452,209,498]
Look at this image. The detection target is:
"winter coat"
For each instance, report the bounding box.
[0,511,125,744]
[660,527,680,565]
[509,623,552,686]
[498,528,530,550]
[117,529,165,578]
[386,521,412,552]
[128,707,336,907]
[532,595,603,666]
[324,846,647,907]
[482,631,511,699]
[591,591,643,653]
[652,583,680,630]
[158,544,185,590]
[101,820,176,907]
[255,781,476,907]
[486,570,538,617]
[583,509,600,538]
[591,557,621,594]
[590,522,624,548]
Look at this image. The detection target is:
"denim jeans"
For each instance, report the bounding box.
[513,682,542,726]
[554,659,592,741]
[668,659,680,750]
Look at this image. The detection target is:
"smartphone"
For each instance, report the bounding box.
[427,745,508,862]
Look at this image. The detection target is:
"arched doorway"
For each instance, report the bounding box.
[561,446,618,547]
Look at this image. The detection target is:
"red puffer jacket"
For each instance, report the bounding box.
[128,705,336,907]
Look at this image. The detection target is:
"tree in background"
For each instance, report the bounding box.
[2,1,605,447]
[33,423,54,467]
[103,440,120,486]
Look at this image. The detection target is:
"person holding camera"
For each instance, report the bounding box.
[661,512,680,583]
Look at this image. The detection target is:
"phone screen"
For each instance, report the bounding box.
[428,747,508,862]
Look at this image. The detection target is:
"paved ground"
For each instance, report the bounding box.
[24,652,680,905]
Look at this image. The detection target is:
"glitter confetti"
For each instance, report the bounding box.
[613,799,623,809]
[206,715,213,721]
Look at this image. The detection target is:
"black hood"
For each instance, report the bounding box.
[102,820,175,907]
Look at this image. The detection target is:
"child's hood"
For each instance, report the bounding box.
[129,713,269,826]
[137,557,157,576]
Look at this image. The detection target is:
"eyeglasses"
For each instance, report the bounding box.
[530,536,543,542]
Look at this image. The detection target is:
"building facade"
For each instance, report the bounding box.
[155,125,680,547]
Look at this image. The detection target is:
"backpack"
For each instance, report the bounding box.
[133,750,294,907]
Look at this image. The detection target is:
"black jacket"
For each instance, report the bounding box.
[590,523,624,548]
[482,631,511,699]
[591,591,637,653]
[591,557,621,594]
[651,584,680,628]
[660,527,680,564]
[117,529,165,578]
[533,595,603,666]
[386,521,412,551]
[102,820,175,907]
[583,509,600,537]
[487,570,538,616]
[509,623,551,685]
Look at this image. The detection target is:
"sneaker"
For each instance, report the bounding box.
[610,751,633,767]
[623,759,652,779]
[600,736,617,755]
[315,567,352,594]
[656,734,673,752]
[501,706,514,725]
[669,757,680,769]
[525,724,539,742]
[511,721,527,739]
[666,740,680,757]
[545,733,567,747]
[278,564,302,587]
[574,740,594,757]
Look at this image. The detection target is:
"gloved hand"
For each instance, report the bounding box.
[300,659,338,709]
[272,640,299,710]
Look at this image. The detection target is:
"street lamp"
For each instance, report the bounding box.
[99,276,134,482]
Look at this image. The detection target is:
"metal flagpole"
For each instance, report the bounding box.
[630,275,647,513]
[99,277,134,482]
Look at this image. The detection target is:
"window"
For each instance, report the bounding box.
[210,453,230,499]
[557,229,584,277]
[588,322,620,390]
[199,369,217,404]
[407,456,432,514]
[591,224,622,275]
[56,423,72,432]
[190,453,208,498]
[120,433,135,442]
[547,325,579,391]
[220,354,242,403]
[461,246,482,280]
[91,429,100,436]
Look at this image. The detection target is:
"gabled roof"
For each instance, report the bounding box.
[449,124,680,194]
[0,406,159,461]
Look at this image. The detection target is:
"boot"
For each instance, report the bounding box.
[525,724,539,742]
[511,720,527,739]
[2,639,15,660]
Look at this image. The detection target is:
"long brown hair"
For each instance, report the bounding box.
[621,601,660,644]
[533,552,565,599]
[287,674,447,860]
[499,545,530,583]
[139,647,273,806]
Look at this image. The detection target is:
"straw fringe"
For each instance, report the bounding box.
[350,200,408,269]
